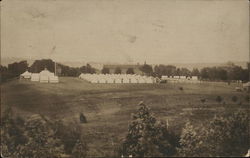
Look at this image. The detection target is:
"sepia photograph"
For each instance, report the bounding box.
[1,0,249,157]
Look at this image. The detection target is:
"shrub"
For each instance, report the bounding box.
[1,108,88,158]
[178,110,249,157]
[232,96,238,102]
[121,102,179,157]
[215,96,223,103]
[200,98,206,103]
[245,95,250,102]
[179,87,183,91]
[72,139,88,158]
[53,121,84,155]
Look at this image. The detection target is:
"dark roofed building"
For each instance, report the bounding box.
[103,64,143,75]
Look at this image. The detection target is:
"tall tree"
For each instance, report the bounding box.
[8,60,28,76]
[30,59,55,73]
[121,102,179,157]
[140,64,153,76]
[191,68,200,76]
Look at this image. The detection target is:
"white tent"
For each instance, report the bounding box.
[31,73,40,82]
[20,71,32,79]
[145,78,154,83]
[123,78,130,83]
[99,78,106,83]
[49,76,59,83]
[192,76,198,80]
[40,76,49,83]
[161,76,169,80]
[138,78,146,83]
[130,78,138,83]
[107,78,114,83]
[40,69,54,77]
[115,78,122,83]
[79,73,84,79]
[90,78,99,83]
[39,69,54,83]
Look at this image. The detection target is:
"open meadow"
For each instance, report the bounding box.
[1,77,249,156]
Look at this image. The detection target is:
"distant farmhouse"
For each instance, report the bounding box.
[103,64,143,75]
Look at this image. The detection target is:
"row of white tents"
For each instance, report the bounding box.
[161,75,200,83]
[79,73,157,84]
[20,69,59,83]
[161,75,199,80]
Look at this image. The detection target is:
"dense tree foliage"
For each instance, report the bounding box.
[80,64,96,74]
[30,59,55,73]
[1,65,16,82]
[1,107,88,158]
[178,110,249,157]
[191,68,200,76]
[140,64,153,76]
[200,63,249,81]
[121,102,179,157]
[8,60,28,76]
[126,68,135,74]
[154,65,195,78]
[154,65,177,77]
[0,61,28,82]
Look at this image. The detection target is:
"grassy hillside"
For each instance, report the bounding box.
[1,77,248,156]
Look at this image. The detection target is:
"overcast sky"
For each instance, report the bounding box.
[1,0,249,64]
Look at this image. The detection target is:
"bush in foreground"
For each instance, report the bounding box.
[178,110,249,157]
[120,102,179,157]
[1,107,88,158]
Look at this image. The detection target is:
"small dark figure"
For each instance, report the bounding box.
[179,87,183,91]
[80,113,87,123]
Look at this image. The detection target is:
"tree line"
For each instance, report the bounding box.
[1,59,249,83]
[144,63,249,81]
[0,59,96,82]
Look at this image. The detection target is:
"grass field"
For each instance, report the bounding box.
[1,77,249,156]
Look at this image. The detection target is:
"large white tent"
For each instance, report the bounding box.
[39,69,55,83]
[31,73,40,82]
[29,68,59,83]
[20,71,32,79]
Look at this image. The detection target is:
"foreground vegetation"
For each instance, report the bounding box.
[1,77,249,157]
